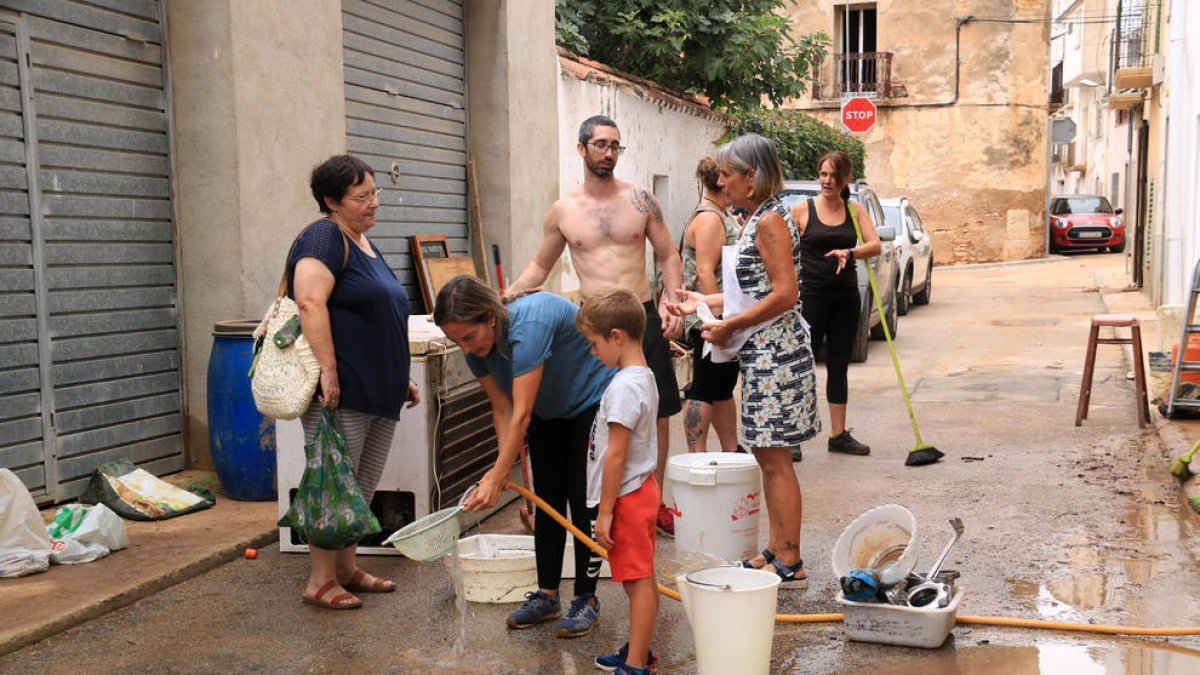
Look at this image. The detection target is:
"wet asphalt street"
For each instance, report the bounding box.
[3,252,1200,674]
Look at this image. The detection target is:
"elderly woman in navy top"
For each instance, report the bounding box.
[289,154,419,610]
[435,275,614,638]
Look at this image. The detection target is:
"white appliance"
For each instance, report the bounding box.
[277,316,517,554]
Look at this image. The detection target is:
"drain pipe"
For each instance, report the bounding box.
[507,481,1200,636]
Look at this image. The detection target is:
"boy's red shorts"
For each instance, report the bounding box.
[608,475,660,582]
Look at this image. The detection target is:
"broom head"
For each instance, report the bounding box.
[905,443,944,466]
[1169,456,1194,479]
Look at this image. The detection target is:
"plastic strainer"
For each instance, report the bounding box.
[831,503,919,586]
[383,485,475,561]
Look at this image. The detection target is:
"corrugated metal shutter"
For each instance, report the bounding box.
[0,1,181,502]
[0,16,49,496]
[342,0,468,305]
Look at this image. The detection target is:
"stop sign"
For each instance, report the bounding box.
[841,97,877,134]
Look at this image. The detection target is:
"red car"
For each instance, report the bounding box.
[1048,195,1125,253]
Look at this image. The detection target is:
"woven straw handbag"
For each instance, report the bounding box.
[250,222,348,420]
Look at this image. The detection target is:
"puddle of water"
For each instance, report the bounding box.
[866,641,1200,674]
[1010,578,1097,621]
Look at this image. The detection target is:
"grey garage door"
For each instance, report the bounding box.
[0,1,181,503]
[342,0,468,308]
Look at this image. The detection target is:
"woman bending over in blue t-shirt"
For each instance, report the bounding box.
[434,275,614,639]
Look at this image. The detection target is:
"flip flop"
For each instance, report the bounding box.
[344,569,396,594]
[303,580,362,610]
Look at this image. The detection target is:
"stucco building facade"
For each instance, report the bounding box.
[784,0,1051,265]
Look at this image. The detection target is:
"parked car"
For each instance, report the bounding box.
[777,181,899,363]
[1048,194,1126,253]
[879,197,934,315]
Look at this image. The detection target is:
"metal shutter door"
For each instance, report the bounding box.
[0,1,182,502]
[342,0,468,303]
[0,17,50,496]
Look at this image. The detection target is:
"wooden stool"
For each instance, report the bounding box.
[1075,314,1150,428]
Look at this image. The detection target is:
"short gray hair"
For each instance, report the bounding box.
[716,133,785,202]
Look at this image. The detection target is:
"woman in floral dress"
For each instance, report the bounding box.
[669,133,818,588]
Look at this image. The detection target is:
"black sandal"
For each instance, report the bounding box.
[762,549,808,588]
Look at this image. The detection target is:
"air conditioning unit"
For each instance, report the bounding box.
[276,316,516,555]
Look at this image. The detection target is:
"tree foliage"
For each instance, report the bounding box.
[723,108,866,181]
[555,0,828,111]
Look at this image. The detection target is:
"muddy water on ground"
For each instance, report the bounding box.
[862,641,1200,674]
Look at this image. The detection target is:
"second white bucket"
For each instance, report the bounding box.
[677,566,780,675]
[666,452,761,560]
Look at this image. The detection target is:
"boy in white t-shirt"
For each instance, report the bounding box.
[576,288,660,675]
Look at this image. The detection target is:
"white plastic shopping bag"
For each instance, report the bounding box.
[47,503,128,565]
[0,468,51,578]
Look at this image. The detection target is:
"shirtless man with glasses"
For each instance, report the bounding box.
[506,115,685,537]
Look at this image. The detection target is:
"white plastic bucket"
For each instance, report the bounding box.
[666,453,761,560]
[676,566,780,675]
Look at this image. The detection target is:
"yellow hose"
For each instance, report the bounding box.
[506,481,1200,636]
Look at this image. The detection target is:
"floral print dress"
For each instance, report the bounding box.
[734,198,821,448]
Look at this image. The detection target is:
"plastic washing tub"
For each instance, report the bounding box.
[837,589,963,648]
[449,534,537,603]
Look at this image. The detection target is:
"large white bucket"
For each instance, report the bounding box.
[676,566,780,675]
[666,453,761,560]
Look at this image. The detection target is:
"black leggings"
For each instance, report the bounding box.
[801,290,860,405]
[527,407,602,596]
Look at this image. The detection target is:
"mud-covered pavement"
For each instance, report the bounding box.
[4,253,1200,674]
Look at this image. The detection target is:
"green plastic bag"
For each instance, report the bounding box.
[277,408,380,550]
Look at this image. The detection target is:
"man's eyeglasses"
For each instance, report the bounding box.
[587,141,625,156]
[345,188,384,204]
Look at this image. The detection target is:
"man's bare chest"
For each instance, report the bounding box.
[561,201,647,252]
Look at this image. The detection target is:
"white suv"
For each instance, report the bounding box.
[879,197,933,315]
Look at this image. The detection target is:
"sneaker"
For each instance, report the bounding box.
[595,643,657,673]
[828,429,870,456]
[556,593,600,638]
[506,590,561,629]
[614,665,653,675]
[655,505,675,538]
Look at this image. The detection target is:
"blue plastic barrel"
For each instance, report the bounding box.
[207,320,277,500]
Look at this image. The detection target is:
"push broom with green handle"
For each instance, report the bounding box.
[1169,440,1200,479]
[847,202,943,466]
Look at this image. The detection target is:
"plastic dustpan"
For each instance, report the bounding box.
[831,504,919,586]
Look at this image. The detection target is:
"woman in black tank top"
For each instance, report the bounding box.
[791,151,883,456]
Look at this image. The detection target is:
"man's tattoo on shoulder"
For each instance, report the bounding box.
[630,187,664,222]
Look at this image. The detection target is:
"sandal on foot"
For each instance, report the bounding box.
[763,551,808,589]
[344,569,396,594]
[734,548,772,569]
[303,580,362,610]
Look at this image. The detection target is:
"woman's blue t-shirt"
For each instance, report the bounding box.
[465,292,613,420]
[287,219,410,420]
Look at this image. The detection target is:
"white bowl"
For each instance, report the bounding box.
[831,503,919,587]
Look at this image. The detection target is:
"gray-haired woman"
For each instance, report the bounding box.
[668,133,819,588]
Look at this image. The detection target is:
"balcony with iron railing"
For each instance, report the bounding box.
[812,51,896,100]
[1112,2,1157,89]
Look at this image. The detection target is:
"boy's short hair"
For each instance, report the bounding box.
[577,288,646,340]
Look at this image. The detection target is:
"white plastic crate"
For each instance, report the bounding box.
[836,589,963,648]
